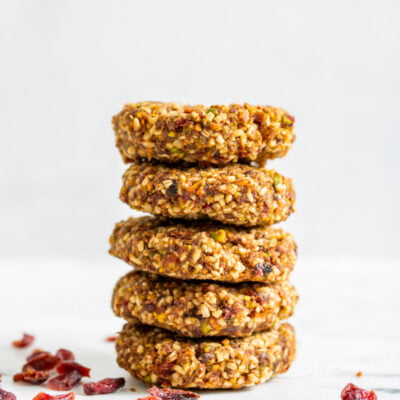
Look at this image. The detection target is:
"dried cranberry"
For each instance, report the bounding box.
[27,349,47,362]
[105,336,117,342]
[148,387,200,400]
[341,383,377,400]
[55,349,75,361]
[47,370,82,391]
[156,362,175,375]
[12,333,35,348]
[32,392,75,400]
[56,361,90,377]
[138,397,162,400]
[24,351,60,371]
[83,377,125,395]
[137,396,161,400]
[0,388,17,400]
[174,118,187,127]
[14,367,50,384]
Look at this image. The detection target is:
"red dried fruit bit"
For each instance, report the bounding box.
[138,397,162,400]
[25,351,60,371]
[56,361,90,377]
[341,383,377,400]
[47,370,82,391]
[148,387,200,400]
[12,333,35,348]
[0,388,17,400]
[55,349,75,361]
[83,377,126,395]
[27,349,46,362]
[32,392,75,400]
[105,336,117,342]
[14,367,50,384]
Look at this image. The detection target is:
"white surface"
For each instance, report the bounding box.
[1,0,400,260]
[1,257,399,399]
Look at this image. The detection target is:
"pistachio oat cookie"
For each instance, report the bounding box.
[116,322,296,389]
[120,164,295,226]
[112,102,295,166]
[112,271,298,338]
[109,216,297,283]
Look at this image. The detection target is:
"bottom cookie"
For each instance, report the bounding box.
[116,323,296,389]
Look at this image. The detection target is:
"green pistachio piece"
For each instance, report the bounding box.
[273,174,282,191]
[201,320,210,334]
[211,229,227,243]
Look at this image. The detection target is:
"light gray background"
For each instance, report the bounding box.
[1,0,399,261]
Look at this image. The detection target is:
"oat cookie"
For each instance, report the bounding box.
[120,164,295,226]
[109,216,297,283]
[113,102,295,166]
[112,271,298,337]
[116,322,296,388]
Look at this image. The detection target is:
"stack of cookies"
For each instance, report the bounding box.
[109,102,298,389]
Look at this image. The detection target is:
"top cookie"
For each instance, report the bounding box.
[112,102,295,166]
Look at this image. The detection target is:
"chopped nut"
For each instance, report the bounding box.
[210,229,227,243]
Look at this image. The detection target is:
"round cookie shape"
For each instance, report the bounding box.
[120,164,295,226]
[109,216,297,283]
[113,102,295,166]
[116,322,296,389]
[112,271,298,338]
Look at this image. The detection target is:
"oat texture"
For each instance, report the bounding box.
[112,271,298,338]
[109,216,297,283]
[120,164,295,226]
[112,102,295,166]
[116,322,296,388]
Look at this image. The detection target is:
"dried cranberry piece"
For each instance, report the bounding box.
[55,349,75,361]
[0,388,17,400]
[138,397,163,400]
[105,336,117,342]
[174,118,188,128]
[83,377,125,395]
[156,362,175,375]
[32,392,75,400]
[12,333,35,348]
[47,370,82,391]
[341,383,377,400]
[148,387,200,400]
[13,366,50,384]
[24,351,60,371]
[56,361,90,377]
[27,349,47,362]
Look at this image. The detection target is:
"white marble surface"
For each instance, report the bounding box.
[1,257,399,399]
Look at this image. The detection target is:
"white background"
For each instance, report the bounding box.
[1,0,399,260]
[0,2,400,399]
